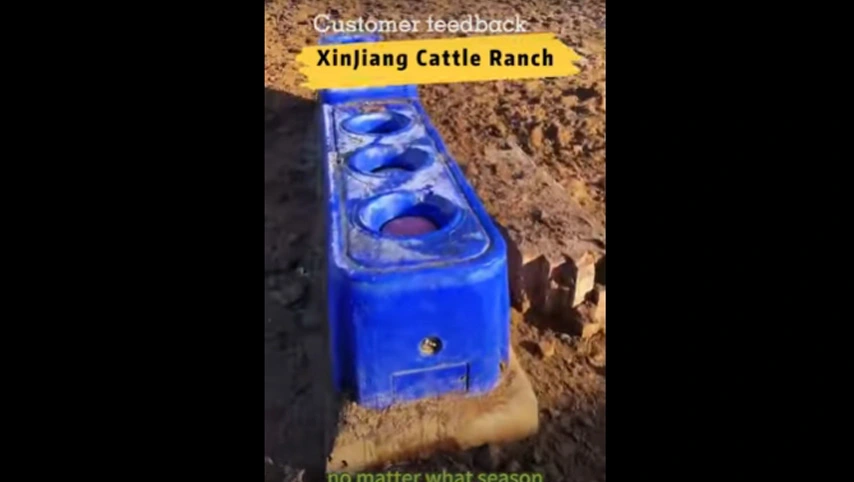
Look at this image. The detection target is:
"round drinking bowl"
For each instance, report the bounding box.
[348,144,434,175]
[341,111,412,136]
[357,191,462,239]
[382,216,438,236]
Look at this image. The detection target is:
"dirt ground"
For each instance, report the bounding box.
[265,1,605,480]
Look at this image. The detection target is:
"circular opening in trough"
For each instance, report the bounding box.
[348,145,434,175]
[382,216,438,236]
[341,112,412,136]
[419,337,442,356]
[358,191,461,239]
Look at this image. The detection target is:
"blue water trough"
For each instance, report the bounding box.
[318,34,510,409]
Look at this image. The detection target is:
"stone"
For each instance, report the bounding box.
[567,178,591,204]
[582,322,603,340]
[556,124,573,149]
[546,122,574,149]
[524,80,541,96]
[529,125,544,150]
[510,308,525,326]
[571,252,597,307]
[538,338,556,358]
[561,95,579,108]
[592,284,605,327]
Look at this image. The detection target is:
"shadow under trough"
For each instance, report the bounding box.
[264,87,340,482]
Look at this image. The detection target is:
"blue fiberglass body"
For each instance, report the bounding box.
[318,34,510,409]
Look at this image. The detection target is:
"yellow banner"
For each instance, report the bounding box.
[296,33,582,90]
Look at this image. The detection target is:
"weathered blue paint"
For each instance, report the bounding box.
[319,34,510,409]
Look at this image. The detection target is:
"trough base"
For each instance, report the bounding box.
[327,347,538,473]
